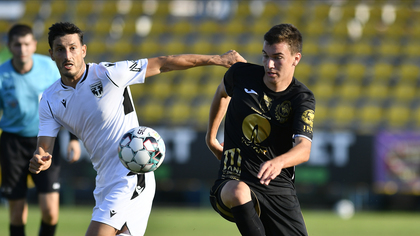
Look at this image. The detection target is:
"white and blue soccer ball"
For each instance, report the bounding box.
[118,126,166,174]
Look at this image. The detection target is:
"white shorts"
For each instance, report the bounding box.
[92,171,156,235]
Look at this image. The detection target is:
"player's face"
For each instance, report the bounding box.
[49,33,86,80]
[8,34,37,65]
[262,41,301,87]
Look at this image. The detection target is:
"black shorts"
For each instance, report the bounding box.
[0,132,61,200]
[210,179,308,236]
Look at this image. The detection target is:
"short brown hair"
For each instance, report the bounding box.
[8,24,34,43]
[264,24,302,55]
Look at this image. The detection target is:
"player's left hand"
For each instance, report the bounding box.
[29,147,52,174]
[220,50,247,68]
[258,160,282,185]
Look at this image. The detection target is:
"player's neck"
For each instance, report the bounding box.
[263,75,292,92]
[61,63,86,88]
[12,58,33,74]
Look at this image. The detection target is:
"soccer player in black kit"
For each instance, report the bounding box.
[206,24,315,236]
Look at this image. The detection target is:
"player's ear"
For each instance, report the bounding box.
[292,52,301,67]
[82,44,87,58]
[49,48,55,61]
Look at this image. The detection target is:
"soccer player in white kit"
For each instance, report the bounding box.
[29,22,246,236]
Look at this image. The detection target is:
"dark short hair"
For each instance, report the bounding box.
[48,22,84,49]
[8,24,34,43]
[264,24,302,55]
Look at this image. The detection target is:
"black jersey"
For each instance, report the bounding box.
[218,62,315,195]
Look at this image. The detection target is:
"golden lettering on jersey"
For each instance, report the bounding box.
[275,101,292,123]
[303,125,313,133]
[301,109,315,134]
[242,114,269,154]
[222,148,242,179]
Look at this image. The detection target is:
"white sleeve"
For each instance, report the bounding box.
[99,58,148,88]
[38,95,61,137]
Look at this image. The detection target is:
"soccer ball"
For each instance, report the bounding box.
[118,126,166,174]
[334,199,355,219]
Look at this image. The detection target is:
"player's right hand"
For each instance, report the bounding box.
[220,50,247,68]
[29,147,52,174]
[258,159,282,186]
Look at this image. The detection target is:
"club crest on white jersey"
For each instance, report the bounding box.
[90,81,103,98]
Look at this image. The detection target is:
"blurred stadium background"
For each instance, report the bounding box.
[1,0,420,216]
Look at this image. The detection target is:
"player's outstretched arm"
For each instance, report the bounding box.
[145,50,246,78]
[205,81,231,160]
[29,136,56,174]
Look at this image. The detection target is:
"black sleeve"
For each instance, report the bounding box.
[223,66,235,97]
[223,62,246,97]
[293,91,315,140]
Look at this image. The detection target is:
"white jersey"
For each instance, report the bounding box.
[39,59,148,187]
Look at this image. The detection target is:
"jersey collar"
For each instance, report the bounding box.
[60,64,89,89]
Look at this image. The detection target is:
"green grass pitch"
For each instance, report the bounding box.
[1,205,420,235]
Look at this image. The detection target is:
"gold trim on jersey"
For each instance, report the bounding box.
[250,107,271,120]
[260,93,273,113]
